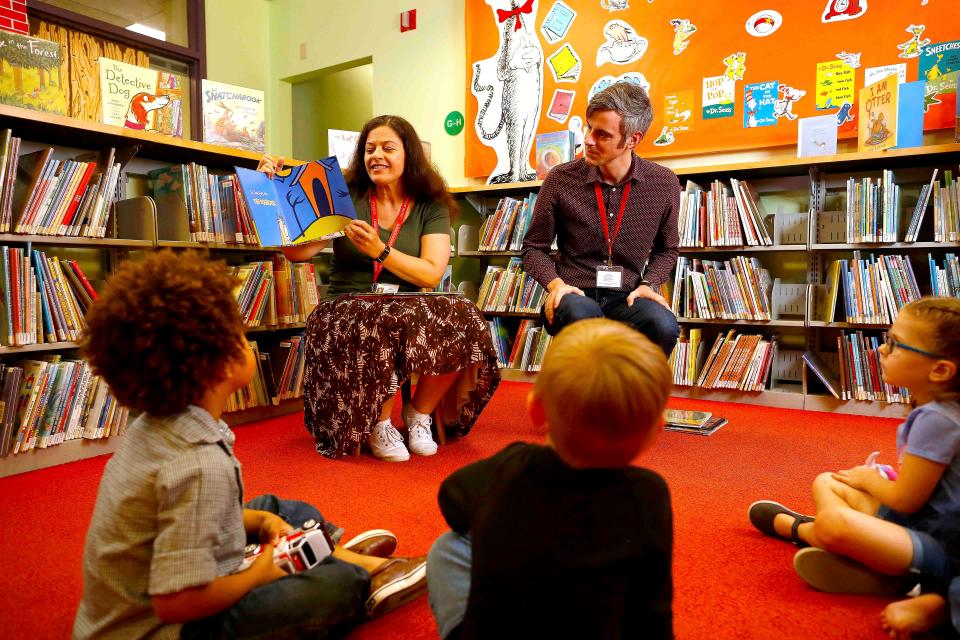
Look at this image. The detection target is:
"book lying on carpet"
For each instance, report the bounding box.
[664,409,712,428]
[665,416,728,436]
[234,156,356,247]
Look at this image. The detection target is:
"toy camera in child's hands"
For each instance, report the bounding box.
[239,520,332,574]
[864,451,899,481]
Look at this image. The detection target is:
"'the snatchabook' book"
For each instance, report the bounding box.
[234,157,356,246]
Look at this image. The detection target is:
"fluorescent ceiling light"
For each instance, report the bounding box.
[126,23,166,41]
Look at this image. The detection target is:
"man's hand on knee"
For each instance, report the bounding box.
[544,280,584,323]
[627,284,670,310]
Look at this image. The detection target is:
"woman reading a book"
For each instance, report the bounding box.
[282,115,500,461]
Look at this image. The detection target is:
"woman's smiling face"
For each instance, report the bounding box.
[364,125,406,187]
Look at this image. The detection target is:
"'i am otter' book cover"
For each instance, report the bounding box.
[858,73,898,152]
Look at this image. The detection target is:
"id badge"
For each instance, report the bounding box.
[371,282,400,294]
[596,265,623,289]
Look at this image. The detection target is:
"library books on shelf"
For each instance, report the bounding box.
[451,140,960,419]
[0,104,317,476]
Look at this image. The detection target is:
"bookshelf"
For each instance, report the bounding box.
[452,141,960,419]
[0,105,313,476]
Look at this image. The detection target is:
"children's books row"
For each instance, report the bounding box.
[930,253,960,298]
[488,318,552,372]
[0,247,96,347]
[234,258,320,328]
[0,358,127,458]
[803,331,911,405]
[669,328,778,392]
[822,252,921,325]
[476,193,538,252]
[669,255,772,321]
[679,178,772,248]
[0,133,123,237]
[476,258,547,314]
[226,337,305,412]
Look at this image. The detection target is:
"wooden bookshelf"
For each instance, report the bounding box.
[0,105,317,477]
[454,141,960,418]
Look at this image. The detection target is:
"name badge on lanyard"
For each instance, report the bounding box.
[370,195,411,294]
[594,181,631,289]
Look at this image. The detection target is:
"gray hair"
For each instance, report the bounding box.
[586,82,654,139]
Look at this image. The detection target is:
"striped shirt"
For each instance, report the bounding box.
[521,154,680,290]
[73,406,246,640]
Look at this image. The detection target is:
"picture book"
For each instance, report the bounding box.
[99,58,182,136]
[858,74,897,152]
[328,129,359,170]
[201,79,265,152]
[802,350,841,399]
[797,115,837,158]
[535,131,574,180]
[924,70,958,131]
[702,75,735,119]
[744,81,777,128]
[0,31,66,115]
[665,409,711,428]
[895,80,924,149]
[920,40,960,82]
[665,415,728,436]
[234,157,356,246]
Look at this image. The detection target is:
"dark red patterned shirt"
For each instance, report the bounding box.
[522,154,680,290]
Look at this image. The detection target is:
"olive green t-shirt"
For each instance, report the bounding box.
[326,195,450,296]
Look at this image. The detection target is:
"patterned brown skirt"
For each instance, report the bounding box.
[303,293,501,458]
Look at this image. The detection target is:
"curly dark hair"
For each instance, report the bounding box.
[345,115,458,220]
[80,250,247,416]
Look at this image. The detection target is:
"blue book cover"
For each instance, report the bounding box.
[234,156,356,246]
[894,80,924,149]
[744,81,778,128]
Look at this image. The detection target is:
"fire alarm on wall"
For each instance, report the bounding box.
[401,9,416,32]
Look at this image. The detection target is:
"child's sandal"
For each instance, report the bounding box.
[748,500,815,547]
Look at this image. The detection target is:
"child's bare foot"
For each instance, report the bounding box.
[881,594,948,639]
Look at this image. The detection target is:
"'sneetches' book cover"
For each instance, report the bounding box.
[235,157,356,246]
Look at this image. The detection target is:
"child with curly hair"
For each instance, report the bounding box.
[73,251,427,640]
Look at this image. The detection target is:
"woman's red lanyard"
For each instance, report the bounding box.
[593,181,632,267]
[369,195,411,283]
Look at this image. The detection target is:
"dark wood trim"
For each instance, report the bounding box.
[28,0,207,141]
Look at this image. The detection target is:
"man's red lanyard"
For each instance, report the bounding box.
[369,195,411,283]
[594,181,632,267]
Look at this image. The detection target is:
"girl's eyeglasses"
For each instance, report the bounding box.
[884,334,948,359]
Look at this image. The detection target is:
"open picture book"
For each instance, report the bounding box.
[234,155,356,247]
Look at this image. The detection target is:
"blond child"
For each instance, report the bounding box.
[73,251,427,640]
[749,297,960,603]
[426,318,675,639]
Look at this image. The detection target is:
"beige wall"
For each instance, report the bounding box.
[291,64,373,162]
[267,0,466,184]
[206,0,466,182]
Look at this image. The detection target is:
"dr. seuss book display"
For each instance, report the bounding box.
[858,73,898,153]
[98,58,182,137]
[202,79,265,153]
[234,157,356,247]
[0,31,66,115]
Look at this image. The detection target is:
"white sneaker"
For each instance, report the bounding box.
[403,406,438,456]
[368,421,409,462]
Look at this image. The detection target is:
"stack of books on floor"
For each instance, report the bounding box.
[664,409,727,436]
[837,331,910,403]
[0,359,127,457]
[149,164,261,244]
[1,135,123,238]
[693,330,778,391]
[226,336,306,411]
[678,178,772,247]
[831,252,920,324]
[844,170,900,243]
[929,253,960,297]
[670,256,772,320]
[476,258,547,313]
[0,247,97,346]
[477,193,537,251]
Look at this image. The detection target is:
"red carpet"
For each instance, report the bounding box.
[0,382,909,639]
